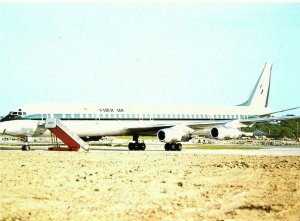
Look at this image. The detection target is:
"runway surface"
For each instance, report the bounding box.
[1,144,300,156]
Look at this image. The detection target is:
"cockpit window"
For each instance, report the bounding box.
[0,111,22,122]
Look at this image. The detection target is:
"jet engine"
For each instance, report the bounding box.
[157,128,191,143]
[210,126,242,140]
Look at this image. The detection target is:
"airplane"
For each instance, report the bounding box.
[0,62,299,151]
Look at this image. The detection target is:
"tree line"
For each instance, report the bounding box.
[244,119,299,139]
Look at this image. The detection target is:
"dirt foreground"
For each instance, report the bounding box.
[1,150,299,221]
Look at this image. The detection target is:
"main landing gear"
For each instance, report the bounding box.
[128,135,146,151]
[164,143,182,151]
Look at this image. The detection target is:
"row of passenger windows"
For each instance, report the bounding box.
[24,113,251,120]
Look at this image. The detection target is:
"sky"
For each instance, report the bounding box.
[0,3,299,116]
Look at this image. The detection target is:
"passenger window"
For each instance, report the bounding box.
[65,114,72,119]
[54,114,63,119]
[26,114,42,120]
[74,114,80,119]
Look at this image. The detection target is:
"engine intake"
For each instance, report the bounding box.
[210,126,242,140]
[157,128,191,143]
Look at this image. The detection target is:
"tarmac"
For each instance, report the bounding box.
[1,143,300,156]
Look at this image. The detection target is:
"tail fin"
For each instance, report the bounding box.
[238,63,272,108]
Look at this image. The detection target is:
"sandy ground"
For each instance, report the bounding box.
[0,150,299,221]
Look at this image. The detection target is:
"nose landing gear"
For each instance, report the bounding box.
[21,145,31,151]
[21,137,31,151]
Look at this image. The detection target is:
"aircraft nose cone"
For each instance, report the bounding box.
[0,122,6,134]
[0,120,38,136]
[0,121,15,135]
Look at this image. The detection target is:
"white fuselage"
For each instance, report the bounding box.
[0,103,270,138]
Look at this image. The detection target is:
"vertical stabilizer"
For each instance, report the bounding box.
[238,63,272,108]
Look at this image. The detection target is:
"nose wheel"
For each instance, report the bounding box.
[21,145,31,151]
[164,143,182,151]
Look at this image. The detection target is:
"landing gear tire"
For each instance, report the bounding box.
[164,143,182,151]
[171,143,177,151]
[134,143,140,150]
[140,143,146,151]
[128,143,134,151]
[128,141,146,151]
[164,143,171,151]
[176,143,182,151]
[22,145,31,151]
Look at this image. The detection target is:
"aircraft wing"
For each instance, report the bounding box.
[125,119,235,135]
[258,106,300,117]
[125,115,300,135]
